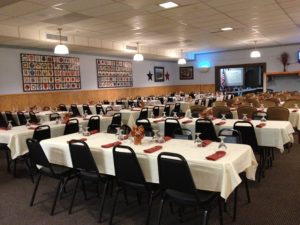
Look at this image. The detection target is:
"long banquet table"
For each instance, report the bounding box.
[40,132,257,199]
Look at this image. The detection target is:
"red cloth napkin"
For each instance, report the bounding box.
[0,127,8,131]
[89,130,98,135]
[67,138,87,143]
[101,141,122,148]
[181,119,193,124]
[256,123,266,128]
[153,118,165,123]
[198,139,212,147]
[164,136,172,142]
[206,151,226,161]
[292,109,298,112]
[144,145,162,153]
[215,121,226,126]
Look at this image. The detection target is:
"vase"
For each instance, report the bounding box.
[134,136,143,145]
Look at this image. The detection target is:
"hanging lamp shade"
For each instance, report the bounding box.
[250,41,261,58]
[133,42,144,61]
[177,49,186,64]
[54,28,69,55]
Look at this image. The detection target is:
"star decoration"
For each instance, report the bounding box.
[165,71,170,80]
[147,70,153,81]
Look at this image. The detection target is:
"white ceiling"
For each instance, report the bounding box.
[0,0,299,60]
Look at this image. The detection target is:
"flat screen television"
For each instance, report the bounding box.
[221,68,244,87]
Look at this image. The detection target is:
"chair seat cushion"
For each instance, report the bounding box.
[40,164,75,178]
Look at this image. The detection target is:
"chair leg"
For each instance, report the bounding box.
[51,179,63,216]
[30,174,41,206]
[98,182,108,223]
[233,188,238,221]
[69,178,80,214]
[13,159,17,177]
[81,179,88,200]
[109,188,121,225]
[146,192,154,225]
[218,197,223,225]
[202,210,209,225]
[24,158,34,183]
[242,175,251,203]
[157,198,165,225]
[4,149,11,173]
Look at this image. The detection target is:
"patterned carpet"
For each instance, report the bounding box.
[0,135,299,225]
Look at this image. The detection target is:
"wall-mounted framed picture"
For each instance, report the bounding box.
[154,66,164,82]
[179,66,194,80]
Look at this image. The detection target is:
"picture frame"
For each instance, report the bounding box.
[154,66,165,82]
[179,66,194,80]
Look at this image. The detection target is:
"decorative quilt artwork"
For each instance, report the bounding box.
[21,53,81,92]
[96,59,133,88]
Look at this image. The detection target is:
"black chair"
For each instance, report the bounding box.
[218,128,250,221]
[17,111,27,125]
[163,104,171,117]
[152,106,160,117]
[0,142,11,172]
[136,119,154,137]
[96,104,105,115]
[164,118,181,138]
[173,128,193,140]
[58,104,67,111]
[64,118,79,135]
[110,145,155,225]
[195,118,219,141]
[33,125,51,142]
[5,111,18,126]
[106,106,113,115]
[158,97,164,104]
[103,100,110,104]
[49,113,60,121]
[70,104,81,117]
[111,113,122,127]
[128,100,134,108]
[82,104,92,115]
[116,100,123,105]
[29,111,39,124]
[171,103,182,116]
[0,113,7,127]
[26,138,75,215]
[107,124,118,134]
[87,115,100,132]
[233,121,269,182]
[157,152,223,225]
[138,108,148,120]
[253,111,268,120]
[120,124,131,135]
[68,140,109,222]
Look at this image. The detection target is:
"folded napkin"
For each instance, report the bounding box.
[144,145,162,153]
[89,130,99,135]
[67,138,87,143]
[153,118,165,123]
[215,121,226,126]
[182,119,193,124]
[164,136,172,142]
[198,139,212,147]
[0,127,8,131]
[292,109,298,112]
[101,141,122,148]
[206,151,226,161]
[256,123,266,128]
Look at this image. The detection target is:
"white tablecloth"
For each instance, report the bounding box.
[40,133,257,199]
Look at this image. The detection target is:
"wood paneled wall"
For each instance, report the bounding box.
[0,84,215,111]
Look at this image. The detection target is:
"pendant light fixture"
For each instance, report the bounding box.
[54,28,69,55]
[133,42,144,61]
[177,49,186,65]
[250,40,261,58]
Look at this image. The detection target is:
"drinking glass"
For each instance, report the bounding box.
[242,113,248,121]
[83,126,90,136]
[7,121,13,130]
[294,104,299,109]
[78,124,83,134]
[261,115,267,122]
[221,114,226,120]
[218,136,227,149]
[152,129,160,142]
[173,112,178,119]
[195,132,202,147]
[162,112,166,118]
[26,118,30,127]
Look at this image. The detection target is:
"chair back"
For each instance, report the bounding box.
[70,104,81,117]
[195,118,218,141]
[49,113,60,121]
[237,106,257,119]
[58,104,67,111]
[164,104,171,117]
[29,111,39,124]
[128,100,134,107]
[111,113,122,126]
[173,103,181,113]
[261,100,276,108]
[152,106,160,117]
[17,111,27,125]
[218,128,242,144]
[0,113,8,127]
[64,118,79,135]
[158,152,196,195]
[113,145,146,188]
[138,108,148,119]
[33,125,51,142]
[283,99,300,108]
[87,115,100,132]
[190,105,207,118]
[233,121,258,150]
[158,97,164,104]
[164,118,181,137]
[5,111,18,126]
[82,104,92,115]
[267,106,289,121]
[120,124,131,135]
[69,140,99,173]
[105,106,113,115]
[212,106,231,118]
[107,124,118,134]
[173,128,193,140]
[136,119,154,137]
[95,104,105,115]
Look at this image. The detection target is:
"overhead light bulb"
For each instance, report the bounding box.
[250,41,261,58]
[54,28,69,55]
[133,42,144,61]
[178,49,186,65]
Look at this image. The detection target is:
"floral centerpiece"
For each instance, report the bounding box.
[131,125,145,145]
[62,112,70,123]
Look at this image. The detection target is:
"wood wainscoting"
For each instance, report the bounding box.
[0,84,215,111]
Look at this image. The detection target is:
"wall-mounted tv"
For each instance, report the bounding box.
[220,68,244,87]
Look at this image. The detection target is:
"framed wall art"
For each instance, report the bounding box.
[96,59,133,88]
[21,53,81,92]
[179,66,194,80]
[154,66,164,82]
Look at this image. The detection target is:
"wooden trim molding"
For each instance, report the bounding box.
[266,71,300,76]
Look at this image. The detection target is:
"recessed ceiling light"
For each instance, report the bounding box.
[159,2,179,9]
[221,27,233,31]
